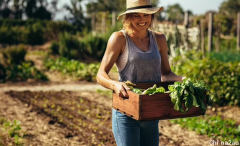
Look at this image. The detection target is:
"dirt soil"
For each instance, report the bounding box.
[1,82,235,145]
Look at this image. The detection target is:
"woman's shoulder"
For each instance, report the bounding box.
[109,31,126,42]
[152,31,166,41]
[107,31,126,53]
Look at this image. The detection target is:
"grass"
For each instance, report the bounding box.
[96,89,113,98]
[170,115,240,142]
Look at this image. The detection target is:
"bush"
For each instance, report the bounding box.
[172,50,240,106]
[1,45,27,65]
[0,63,6,82]
[58,32,83,59]
[3,62,48,82]
[49,41,60,55]
[83,35,108,60]
[0,19,79,45]
[44,57,99,82]
[22,23,45,45]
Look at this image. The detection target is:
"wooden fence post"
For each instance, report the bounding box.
[91,12,96,35]
[102,12,106,33]
[208,12,213,53]
[201,19,205,56]
[184,11,189,28]
[112,11,116,27]
[237,12,240,51]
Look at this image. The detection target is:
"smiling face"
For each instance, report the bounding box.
[122,13,154,35]
[131,13,152,31]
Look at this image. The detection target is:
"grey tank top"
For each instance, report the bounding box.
[119,30,161,83]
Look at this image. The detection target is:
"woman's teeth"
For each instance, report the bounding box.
[138,23,147,26]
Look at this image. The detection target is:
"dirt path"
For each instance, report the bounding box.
[0,82,225,146]
[0,82,107,92]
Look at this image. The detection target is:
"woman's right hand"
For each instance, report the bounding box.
[113,82,130,98]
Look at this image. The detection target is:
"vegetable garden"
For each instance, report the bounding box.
[0,5,240,145]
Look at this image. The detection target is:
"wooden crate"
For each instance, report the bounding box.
[112,82,205,121]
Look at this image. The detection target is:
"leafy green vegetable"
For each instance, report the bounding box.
[141,84,166,95]
[126,83,166,95]
[168,78,211,113]
[132,88,143,94]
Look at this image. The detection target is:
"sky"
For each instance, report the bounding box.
[54,0,226,20]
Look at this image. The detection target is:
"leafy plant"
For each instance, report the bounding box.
[141,84,166,95]
[3,62,48,82]
[49,41,60,55]
[170,115,240,142]
[172,50,240,106]
[1,45,27,65]
[44,57,99,82]
[0,118,25,145]
[168,78,211,113]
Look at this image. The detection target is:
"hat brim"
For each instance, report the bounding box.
[117,7,164,20]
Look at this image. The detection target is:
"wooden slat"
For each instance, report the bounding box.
[112,90,140,120]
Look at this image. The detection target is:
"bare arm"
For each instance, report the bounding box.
[155,32,185,82]
[96,31,130,97]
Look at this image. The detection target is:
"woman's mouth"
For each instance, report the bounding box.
[137,22,147,26]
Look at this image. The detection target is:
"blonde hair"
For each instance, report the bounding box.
[122,13,156,36]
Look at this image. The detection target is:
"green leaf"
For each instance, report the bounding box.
[132,88,142,94]
[190,93,199,107]
[141,84,157,95]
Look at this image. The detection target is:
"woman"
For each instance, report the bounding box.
[96,0,185,145]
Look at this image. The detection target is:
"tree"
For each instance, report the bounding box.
[13,0,25,19]
[64,0,86,30]
[0,0,12,18]
[24,0,52,20]
[166,3,184,24]
[218,0,240,35]
[219,0,240,19]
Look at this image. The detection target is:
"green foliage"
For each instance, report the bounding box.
[168,78,211,113]
[49,41,60,55]
[82,34,108,60]
[58,32,85,59]
[207,35,237,52]
[170,115,240,142]
[166,4,184,23]
[96,89,113,98]
[3,62,48,82]
[219,0,240,20]
[0,117,25,145]
[22,22,45,45]
[0,19,78,45]
[172,50,240,106]
[44,57,100,82]
[141,84,166,95]
[0,63,6,82]
[1,45,27,65]
[214,13,234,36]
[0,46,48,82]
[210,51,240,62]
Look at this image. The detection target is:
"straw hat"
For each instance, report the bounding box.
[117,0,164,20]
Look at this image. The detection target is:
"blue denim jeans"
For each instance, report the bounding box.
[112,108,159,146]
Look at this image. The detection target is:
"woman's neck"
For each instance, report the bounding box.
[129,29,149,40]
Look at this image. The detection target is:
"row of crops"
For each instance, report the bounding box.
[5,91,118,145]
